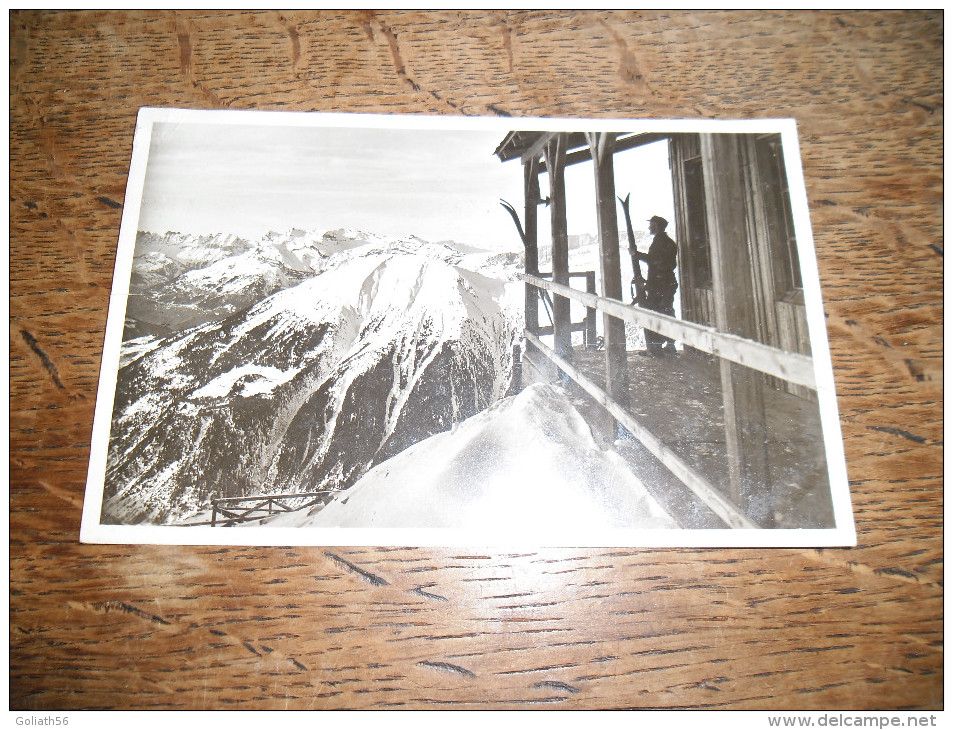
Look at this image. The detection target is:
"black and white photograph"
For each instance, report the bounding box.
[80,109,855,546]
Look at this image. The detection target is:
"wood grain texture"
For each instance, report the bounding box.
[9,10,942,710]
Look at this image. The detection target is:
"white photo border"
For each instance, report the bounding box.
[79,108,856,548]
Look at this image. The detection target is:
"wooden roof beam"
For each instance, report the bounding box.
[563,131,672,167]
[498,130,674,167]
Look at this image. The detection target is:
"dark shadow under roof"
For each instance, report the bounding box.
[494,131,672,164]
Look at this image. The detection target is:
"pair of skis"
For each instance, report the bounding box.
[618,193,647,307]
[500,194,647,322]
[499,195,646,306]
[499,199,556,326]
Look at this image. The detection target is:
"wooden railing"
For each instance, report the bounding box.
[521,273,819,529]
[533,270,598,348]
[523,273,816,390]
[188,491,336,527]
[524,330,757,529]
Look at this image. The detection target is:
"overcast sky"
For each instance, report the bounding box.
[137,120,675,251]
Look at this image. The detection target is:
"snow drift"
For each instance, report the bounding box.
[272,383,678,531]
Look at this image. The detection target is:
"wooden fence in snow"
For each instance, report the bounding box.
[191,492,335,527]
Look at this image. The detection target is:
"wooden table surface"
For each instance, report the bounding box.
[9,10,943,711]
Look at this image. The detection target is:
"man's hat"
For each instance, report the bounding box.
[648,215,668,229]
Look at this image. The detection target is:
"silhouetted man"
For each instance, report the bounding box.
[633,215,678,356]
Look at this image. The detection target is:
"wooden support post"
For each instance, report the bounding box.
[508,343,522,395]
[700,132,771,525]
[544,134,572,361]
[523,157,540,337]
[584,271,597,348]
[588,132,630,412]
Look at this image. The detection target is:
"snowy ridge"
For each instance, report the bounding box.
[269,383,678,531]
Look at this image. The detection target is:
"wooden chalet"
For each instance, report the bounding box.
[495,130,833,529]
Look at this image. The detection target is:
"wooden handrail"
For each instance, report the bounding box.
[531,270,598,349]
[208,491,333,527]
[524,330,759,529]
[521,273,817,390]
[213,491,335,504]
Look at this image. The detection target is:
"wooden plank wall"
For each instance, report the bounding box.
[9,10,942,710]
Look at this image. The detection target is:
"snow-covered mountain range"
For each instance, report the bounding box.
[103,228,523,524]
